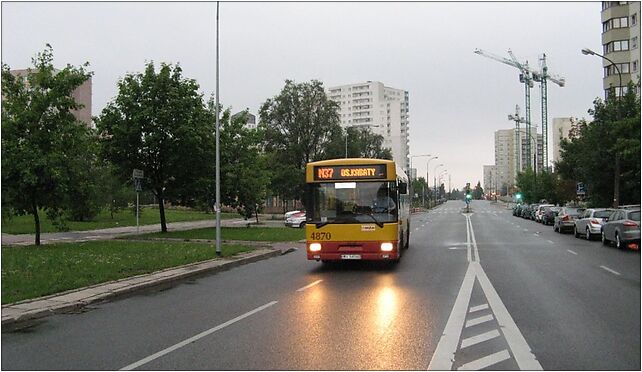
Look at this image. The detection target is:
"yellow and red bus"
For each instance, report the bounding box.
[304,158,411,263]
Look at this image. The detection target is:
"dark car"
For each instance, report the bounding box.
[554,207,585,233]
[602,209,641,249]
[513,204,524,216]
[542,206,561,225]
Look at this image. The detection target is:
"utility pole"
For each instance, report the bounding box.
[214,1,221,256]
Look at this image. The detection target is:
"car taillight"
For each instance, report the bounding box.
[562,215,570,221]
[623,221,638,227]
[590,219,600,225]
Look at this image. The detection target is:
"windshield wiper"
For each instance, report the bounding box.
[315,221,330,229]
[360,213,384,228]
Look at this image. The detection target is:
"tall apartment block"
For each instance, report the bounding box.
[10,69,92,126]
[601,1,641,97]
[326,81,410,172]
[494,127,543,192]
[551,117,575,167]
[232,110,257,130]
[483,165,498,195]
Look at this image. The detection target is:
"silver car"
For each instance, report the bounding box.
[574,208,616,240]
[554,207,585,233]
[602,209,641,249]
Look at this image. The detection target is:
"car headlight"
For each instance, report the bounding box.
[380,242,394,252]
[309,243,322,252]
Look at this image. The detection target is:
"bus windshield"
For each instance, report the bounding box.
[306,181,398,225]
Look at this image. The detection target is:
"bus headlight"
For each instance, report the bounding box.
[380,242,394,252]
[309,243,322,252]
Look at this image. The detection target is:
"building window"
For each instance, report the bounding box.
[632,13,638,26]
[633,60,638,72]
[603,16,629,31]
[632,36,638,50]
[604,39,630,53]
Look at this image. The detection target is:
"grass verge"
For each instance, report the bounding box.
[1,240,254,304]
[1,208,240,235]
[139,227,305,242]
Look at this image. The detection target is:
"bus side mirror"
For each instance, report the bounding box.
[399,182,408,194]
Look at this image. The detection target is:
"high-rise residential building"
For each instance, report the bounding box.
[9,69,92,126]
[483,165,498,195]
[601,1,641,97]
[326,81,410,172]
[551,117,575,167]
[494,127,543,192]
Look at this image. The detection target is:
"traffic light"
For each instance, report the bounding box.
[466,193,472,200]
[515,192,522,201]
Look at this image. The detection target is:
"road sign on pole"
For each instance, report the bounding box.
[576,182,586,196]
[132,169,144,234]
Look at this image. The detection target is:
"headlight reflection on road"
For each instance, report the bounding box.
[375,286,398,333]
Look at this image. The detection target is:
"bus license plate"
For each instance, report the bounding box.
[341,254,361,260]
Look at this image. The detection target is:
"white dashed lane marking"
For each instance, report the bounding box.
[567,249,578,255]
[600,265,621,276]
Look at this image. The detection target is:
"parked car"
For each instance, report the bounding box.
[528,204,540,220]
[601,209,641,249]
[535,204,554,223]
[513,204,523,216]
[285,211,306,228]
[520,204,532,218]
[574,208,616,240]
[284,210,303,219]
[542,206,561,225]
[554,207,585,233]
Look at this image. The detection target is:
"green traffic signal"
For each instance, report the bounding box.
[466,193,472,200]
[516,192,522,200]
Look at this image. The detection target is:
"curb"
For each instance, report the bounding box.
[1,248,281,329]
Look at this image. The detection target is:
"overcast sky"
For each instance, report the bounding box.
[2,1,604,189]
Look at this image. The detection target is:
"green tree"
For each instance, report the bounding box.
[96,62,215,232]
[219,110,271,222]
[473,181,484,200]
[556,84,640,207]
[1,45,94,245]
[259,79,342,201]
[325,126,393,160]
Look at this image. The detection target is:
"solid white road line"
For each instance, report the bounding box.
[460,329,501,349]
[473,262,542,370]
[465,216,472,262]
[120,301,278,370]
[567,249,578,255]
[468,216,480,263]
[547,240,554,244]
[600,265,621,276]
[296,280,323,292]
[465,314,494,328]
[468,304,489,313]
[457,349,511,370]
[427,265,476,370]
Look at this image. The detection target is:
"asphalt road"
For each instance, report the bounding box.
[2,200,639,370]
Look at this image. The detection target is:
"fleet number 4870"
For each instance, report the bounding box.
[310,232,331,240]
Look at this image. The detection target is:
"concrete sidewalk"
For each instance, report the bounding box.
[1,217,288,246]
[1,243,302,329]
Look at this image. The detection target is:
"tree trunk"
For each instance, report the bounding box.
[32,201,40,246]
[157,188,167,232]
[255,205,260,224]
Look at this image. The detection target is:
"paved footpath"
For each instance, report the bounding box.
[1,218,286,246]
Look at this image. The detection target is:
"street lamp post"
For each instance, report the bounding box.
[425,156,439,206]
[409,154,432,180]
[433,163,444,206]
[582,47,622,208]
[438,170,448,200]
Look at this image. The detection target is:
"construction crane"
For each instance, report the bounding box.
[528,54,565,172]
[507,105,526,180]
[474,48,535,169]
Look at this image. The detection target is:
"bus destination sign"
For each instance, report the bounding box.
[314,164,387,181]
